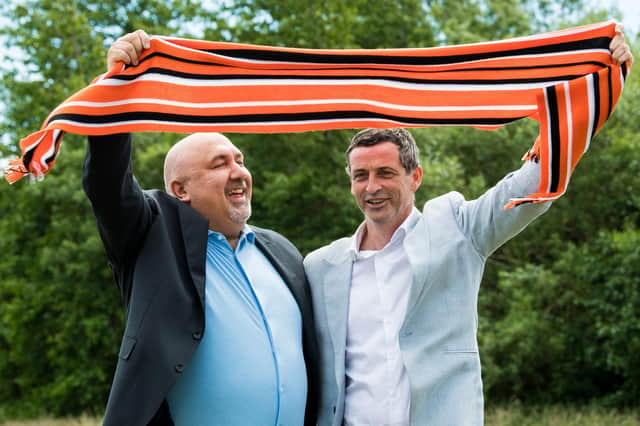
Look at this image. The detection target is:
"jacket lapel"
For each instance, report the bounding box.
[323,241,353,386]
[254,234,303,304]
[178,203,208,308]
[403,213,431,319]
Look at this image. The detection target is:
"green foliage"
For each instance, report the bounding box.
[210,0,436,48]
[481,226,640,405]
[0,137,122,416]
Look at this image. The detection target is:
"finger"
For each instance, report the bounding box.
[612,45,633,66]
[133,29,151,50]
[610,46,623,65]
[609,33,625,51]
[106,46,128,72]
[621,49,634,67]
[126,30,151,60]
[615,23,624,34]
[110,30,151,67]
[107,41,137,67]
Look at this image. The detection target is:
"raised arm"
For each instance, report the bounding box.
[453,160,550,258]
[457,26,632,257]
[82,31,155,280]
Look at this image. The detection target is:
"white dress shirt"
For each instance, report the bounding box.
[344,208,420,426]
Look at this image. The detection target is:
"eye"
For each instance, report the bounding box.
[352,173,367,182]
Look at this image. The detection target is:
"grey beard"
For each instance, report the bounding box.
[229,203,251,224]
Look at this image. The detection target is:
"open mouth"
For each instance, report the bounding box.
[227,187,248,203]
[366,198,389,207]
[227,188,245,196]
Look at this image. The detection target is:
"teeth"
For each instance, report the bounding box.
[368,199,384,204]
[228,189,244,196]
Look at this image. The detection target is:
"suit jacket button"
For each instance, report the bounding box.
[192,331,202,340]
[175,363,184,373]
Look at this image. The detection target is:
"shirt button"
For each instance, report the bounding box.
[175,363,184,373]
[192,331,202,340]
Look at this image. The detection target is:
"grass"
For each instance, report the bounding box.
[0,415,100,426]
[486,403,640,426]
[1,405,639,425]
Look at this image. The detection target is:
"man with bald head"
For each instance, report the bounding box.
[82,30,318,426]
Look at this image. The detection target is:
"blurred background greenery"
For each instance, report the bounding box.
[0,0,638,421]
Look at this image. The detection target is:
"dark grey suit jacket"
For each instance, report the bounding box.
[83,134,319,426]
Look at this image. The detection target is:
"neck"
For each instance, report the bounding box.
[359,207,413,251]
[226,235,240,250]
[210,223,245,250]
[359,222,395,251]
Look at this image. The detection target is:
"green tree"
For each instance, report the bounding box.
[481,226,640,406]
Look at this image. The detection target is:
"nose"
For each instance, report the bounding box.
[366,175,381,194]
[230,161,251,182]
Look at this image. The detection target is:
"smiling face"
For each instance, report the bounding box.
[164,133,252,239]
[348,141,422,233]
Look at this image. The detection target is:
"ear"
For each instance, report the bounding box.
[410,166,423,192]
[170,180,191,203]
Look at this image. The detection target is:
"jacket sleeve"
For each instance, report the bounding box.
[82,133,156,295]
[454,160,552,258]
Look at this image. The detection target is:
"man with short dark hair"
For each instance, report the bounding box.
[305,124,546,425]
[304,25,632,424]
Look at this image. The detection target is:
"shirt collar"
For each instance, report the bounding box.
[350,207,421,257]
[208,225,255,251]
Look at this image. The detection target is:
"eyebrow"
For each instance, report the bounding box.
[353,166,398,173]
[209,151,244,164]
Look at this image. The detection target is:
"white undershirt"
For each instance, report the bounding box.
[344,208,420,426]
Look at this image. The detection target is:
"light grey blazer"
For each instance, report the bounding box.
[304,161,551,426]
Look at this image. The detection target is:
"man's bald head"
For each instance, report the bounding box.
[163,132,232,195]
[162,132,252,242]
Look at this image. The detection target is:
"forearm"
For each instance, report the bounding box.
[82,133,153,267]
[83,133,134,202]
[462,160,551,257]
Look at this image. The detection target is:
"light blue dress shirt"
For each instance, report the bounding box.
[167,226,307,426]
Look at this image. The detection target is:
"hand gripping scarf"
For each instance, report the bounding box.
[4,21,629,208]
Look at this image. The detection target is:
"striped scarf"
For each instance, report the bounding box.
[4,21,629,208]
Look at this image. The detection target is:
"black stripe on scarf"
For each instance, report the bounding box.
[48,110,521,127]
[19,132,63,169]
[606,67,613,118]
[202,37,612,66]
[111,67,594,86]
[546,85,561,193]
[590,71,601,142]
[130,52,609,74]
